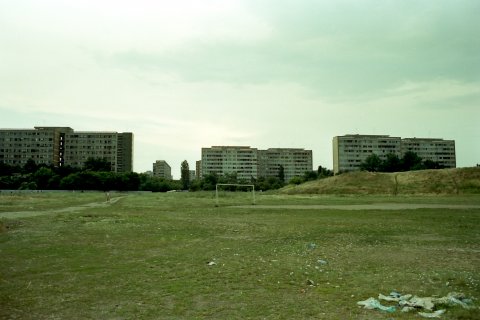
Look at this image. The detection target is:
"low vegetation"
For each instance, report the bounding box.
[1,192,479,319]
[281,167,480,195]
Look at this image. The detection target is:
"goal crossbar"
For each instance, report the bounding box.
[215,183,256,206]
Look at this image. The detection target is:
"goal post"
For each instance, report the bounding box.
[215,183,256,206]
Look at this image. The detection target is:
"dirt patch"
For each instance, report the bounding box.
[0,196,125,219]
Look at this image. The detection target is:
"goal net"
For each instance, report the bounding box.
[215,183,256,206]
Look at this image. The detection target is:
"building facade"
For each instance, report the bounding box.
[195,160,202,180]
[333,134,456,174]
[401,138,456,168]
[189,170,196,181]
[258,148,313,182]
[201,146,313,181]
[333,135,402,174]
[0,126,133,172]
[201,146,258,181]
[152,160,172,179]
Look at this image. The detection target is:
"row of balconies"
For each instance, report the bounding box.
[0,137,53,142]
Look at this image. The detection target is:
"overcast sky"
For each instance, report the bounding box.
[1,0,479,178]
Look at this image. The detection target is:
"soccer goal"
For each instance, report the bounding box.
[215,183,256,206]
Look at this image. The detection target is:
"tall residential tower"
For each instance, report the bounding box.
[332,134,456,174]
[0,126,133,172]
[201,146,313,181]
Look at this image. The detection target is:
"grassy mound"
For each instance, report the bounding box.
[280,167,480,195]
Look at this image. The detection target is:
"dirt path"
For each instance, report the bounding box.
[232,203,480,210]
[0,196,125,219]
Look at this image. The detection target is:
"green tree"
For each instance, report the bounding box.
[84,157,111,172]
[303,171,318,181]
[289,176,304,185]
[180,160,190,190]
[23,158,38,174]
[380,153,401,172]
[423,160,444,169]
[278,165,285,183]
[360,154,382,172]
[317,165,333,178]
[33,167,55,189]
[124,172,141,191]
[220,172,238,184]
[254,176,284,191]
[201,173,218,190]
[139,176,179,192]
[0,162,20,176]
[401,151,423,171]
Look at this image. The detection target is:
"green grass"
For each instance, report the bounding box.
[1,192,479,319]
[0,191,107,213]
[281,167,480,195]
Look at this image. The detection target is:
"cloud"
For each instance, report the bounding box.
[1,0,479,173]
[101,0,480,101]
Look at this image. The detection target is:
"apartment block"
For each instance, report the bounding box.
[333,134,456,174]
[401,138,456,168]
[201,146,258,181]
[258,148,313,181]
[201,146,313,181]
[195,160,202,180]
[333,135,402,174]
[152,160,172,179]
[0,126,133,172]
[189,170,196,181]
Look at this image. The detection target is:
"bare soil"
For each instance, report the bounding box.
[0,196,124,219]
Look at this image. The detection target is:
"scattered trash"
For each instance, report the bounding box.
[401,306,416,313]
[307,243,317,250]
[431,292,473,309]
[306,279,315,286]
[379,292,413,303]
[399,295,435,311]
[207,261,216,266]
[358,291,474,318]
[357,297,396,313]
[418,309,446,318]
[317,259,327,265]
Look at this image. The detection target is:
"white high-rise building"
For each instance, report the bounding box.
[332,134,456,174]
[401,138,456,168]
[258,148,313,181]
[201,146,313,181]
[153,160,172,179]
[201,146,258,181]
[333,135,402,174]
[0,126,133,172]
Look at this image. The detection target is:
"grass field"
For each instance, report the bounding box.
[1,191,479,319]
[280,167,480,195]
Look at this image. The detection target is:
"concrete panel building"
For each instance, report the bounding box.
[201,146,313,181]
[189,170,196,181]
[333,134,456,174]
[0,126,133,172]
[258,148,313,182]
[201,146,258,181]
[153,160,172,179]
[196,160,202,180]
[333,135,402,174]
[401,138,456,168]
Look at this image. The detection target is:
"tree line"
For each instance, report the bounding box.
[0,158,333,192]
[1,153,443,191]
[0,158,143,191]
[184,164,334,191]
[359,151,445,172]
